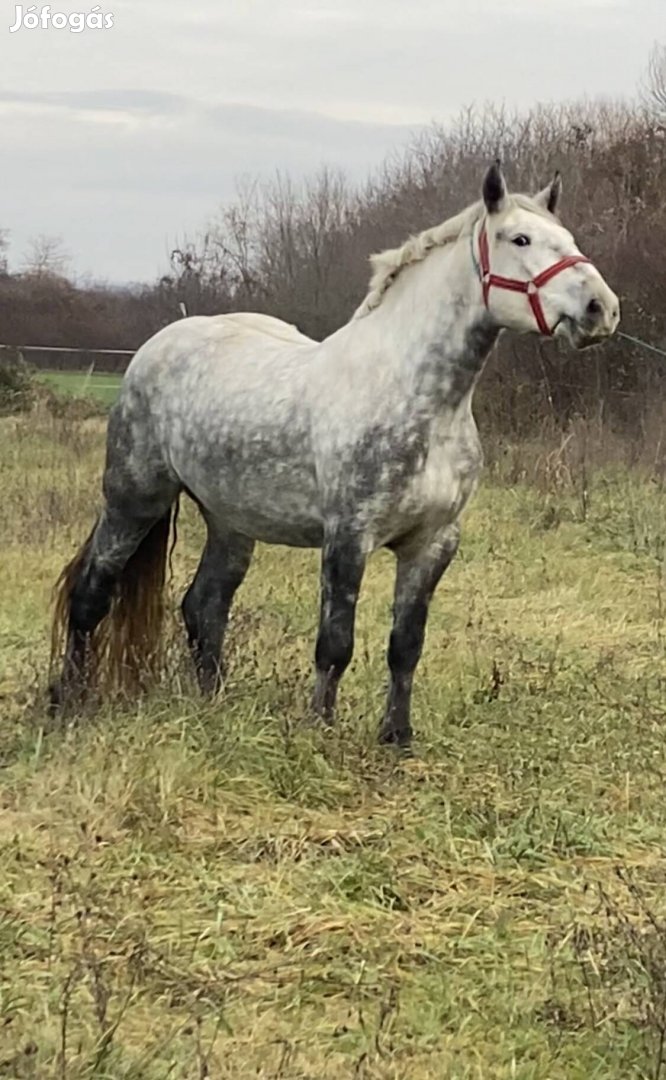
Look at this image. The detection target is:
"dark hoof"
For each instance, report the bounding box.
[309,691,335,728]
[47,679,63,716]
[47,677,86,717]
[308,707,335,729]
[378,725,412,750]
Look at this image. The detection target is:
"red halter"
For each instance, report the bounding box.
[477,223,591,336]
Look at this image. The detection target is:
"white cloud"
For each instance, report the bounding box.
[0,0,662,280]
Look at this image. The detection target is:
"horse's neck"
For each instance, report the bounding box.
[353,239,498,412]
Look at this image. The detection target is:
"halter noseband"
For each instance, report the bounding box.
[477,222,591,336]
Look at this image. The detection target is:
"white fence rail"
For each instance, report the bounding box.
[0,344,135,357]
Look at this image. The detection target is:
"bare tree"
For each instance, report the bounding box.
[0,97,663,430]
[22,234,70,278]
[642,43,666,121]
[167,232,232,316]
[0,230,8,274]
[210,177,262,304]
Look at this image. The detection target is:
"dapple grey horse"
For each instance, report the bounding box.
[50,162,619,745]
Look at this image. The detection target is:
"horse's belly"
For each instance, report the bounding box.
[182,467,324,548]
[211,500,324,548]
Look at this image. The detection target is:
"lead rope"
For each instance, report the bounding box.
[617,331,666,361]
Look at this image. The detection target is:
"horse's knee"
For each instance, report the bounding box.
[315,618,354,677]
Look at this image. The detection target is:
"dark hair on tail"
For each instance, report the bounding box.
[50,509,173,697]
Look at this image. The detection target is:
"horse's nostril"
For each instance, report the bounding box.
[587,298,603,317]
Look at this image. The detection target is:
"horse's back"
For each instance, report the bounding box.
[125,312,314,382]
[120,312,318,422]
[216,311,314,345]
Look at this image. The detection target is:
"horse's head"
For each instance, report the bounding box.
[476,161,619,349]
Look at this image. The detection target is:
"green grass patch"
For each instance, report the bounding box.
[38,369,122,407]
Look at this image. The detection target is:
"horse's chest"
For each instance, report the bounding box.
[413,436,480,515]
[385,417,482,541]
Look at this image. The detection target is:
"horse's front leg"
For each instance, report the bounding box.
[311,529,366,724]
[380,524,461,747]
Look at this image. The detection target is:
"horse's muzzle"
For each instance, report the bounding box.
[560,290,621,350]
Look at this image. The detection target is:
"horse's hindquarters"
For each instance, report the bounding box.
[131,325,324,547]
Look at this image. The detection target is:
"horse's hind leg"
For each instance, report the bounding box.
[181,523,255,694]
[380,524,460,747]
[50,403,179,711]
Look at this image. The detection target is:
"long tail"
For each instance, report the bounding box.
[50,509,174,697]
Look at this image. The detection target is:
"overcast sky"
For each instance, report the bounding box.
[0,0,662,283]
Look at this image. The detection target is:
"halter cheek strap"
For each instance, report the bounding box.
[477,223,591,336]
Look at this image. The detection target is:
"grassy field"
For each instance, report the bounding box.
[1,410,666,1078]
[37,370,122,407]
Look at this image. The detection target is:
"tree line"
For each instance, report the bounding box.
[1,46,665,436]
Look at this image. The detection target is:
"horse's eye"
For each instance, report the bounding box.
[512,234,530,247]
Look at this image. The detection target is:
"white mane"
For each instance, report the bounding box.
[354,194,551,319]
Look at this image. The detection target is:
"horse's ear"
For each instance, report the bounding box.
[535,172,562,215]
[482,160,508,215]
